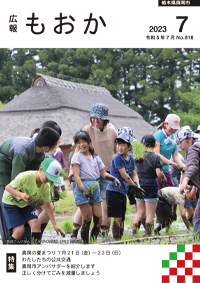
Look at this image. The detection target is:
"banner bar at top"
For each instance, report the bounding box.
[158,0,200,6]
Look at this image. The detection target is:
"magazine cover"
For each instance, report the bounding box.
[0,1,200,282]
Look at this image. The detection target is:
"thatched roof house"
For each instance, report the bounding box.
[0,73,154,171]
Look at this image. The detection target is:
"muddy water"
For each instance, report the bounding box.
[39,218,190,245]
[0,215,193,245]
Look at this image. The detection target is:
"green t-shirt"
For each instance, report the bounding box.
[2,171,51,208]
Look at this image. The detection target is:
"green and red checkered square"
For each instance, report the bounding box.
[162,245,200,283]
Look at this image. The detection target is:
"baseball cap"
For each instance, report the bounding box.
[41,158,62,184]
[141,134,156,147]
[165,114,180,130]
[115,133,132,145]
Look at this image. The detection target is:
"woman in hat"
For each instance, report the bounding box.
[71,103,118,238]
[153,114,185,221]
[153,114,185,189]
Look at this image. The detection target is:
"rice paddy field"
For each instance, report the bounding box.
[42,184,199,245]
[0,181,199,245]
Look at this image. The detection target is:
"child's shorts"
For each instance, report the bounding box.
[156,190,172,223]
[184,199,198,208]
[74,179,102,206]
[99,176,109,199]
[135,186,158,203]
[3,203,38,230]
[106,190,126,221]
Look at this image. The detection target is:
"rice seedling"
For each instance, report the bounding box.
[88,180,100,206]
[60,168,68,178]
[22,184,45,210]
[89,180,100,194]
[121,233,130,244]
[60,219,73,233]
[51,186,68,202]
[132,142,146,164]
[184,235,189,245]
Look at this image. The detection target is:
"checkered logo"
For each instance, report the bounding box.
[162,245,200,283]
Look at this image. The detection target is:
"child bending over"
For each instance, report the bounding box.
[2,158,65,244]
[155,186,199,234]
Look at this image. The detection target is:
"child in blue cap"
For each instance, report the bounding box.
[106,132,144,240]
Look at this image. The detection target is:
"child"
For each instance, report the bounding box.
[133,134,167,236]
[106,133,145,241]
[2,158,65,244]
[0,127,60,244]
[51,141,66,193]
[117,127,137,207]
[155,185,199,233]
[71,130,121,244]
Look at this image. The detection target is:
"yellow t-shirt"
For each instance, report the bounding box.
[2,171,51,208]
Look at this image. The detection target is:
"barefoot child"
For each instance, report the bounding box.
[2,158,65,244]
[106,133,145,241]
[71,130,121,244]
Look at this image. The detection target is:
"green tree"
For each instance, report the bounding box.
[0,49,16,103]
[133,48,189,124]
[38,48,95,82]
[176,82,200,130]
[11,48,38,95]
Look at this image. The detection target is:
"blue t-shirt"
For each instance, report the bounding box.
[106,152,136,196]
[153,130,179,173]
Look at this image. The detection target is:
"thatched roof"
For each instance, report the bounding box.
[0,73,154,145]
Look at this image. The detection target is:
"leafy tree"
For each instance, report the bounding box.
[38,48,95,82]
[131,48,189,124]
[176,82,200,130]
[11,48,38,95]
[89,48,123,97]
[0,49,16,103]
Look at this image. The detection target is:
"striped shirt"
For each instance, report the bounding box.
[71,151,105,179]
[185,141,200,221]
[184,141,200,190]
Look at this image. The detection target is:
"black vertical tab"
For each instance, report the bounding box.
[6,253,16,273]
